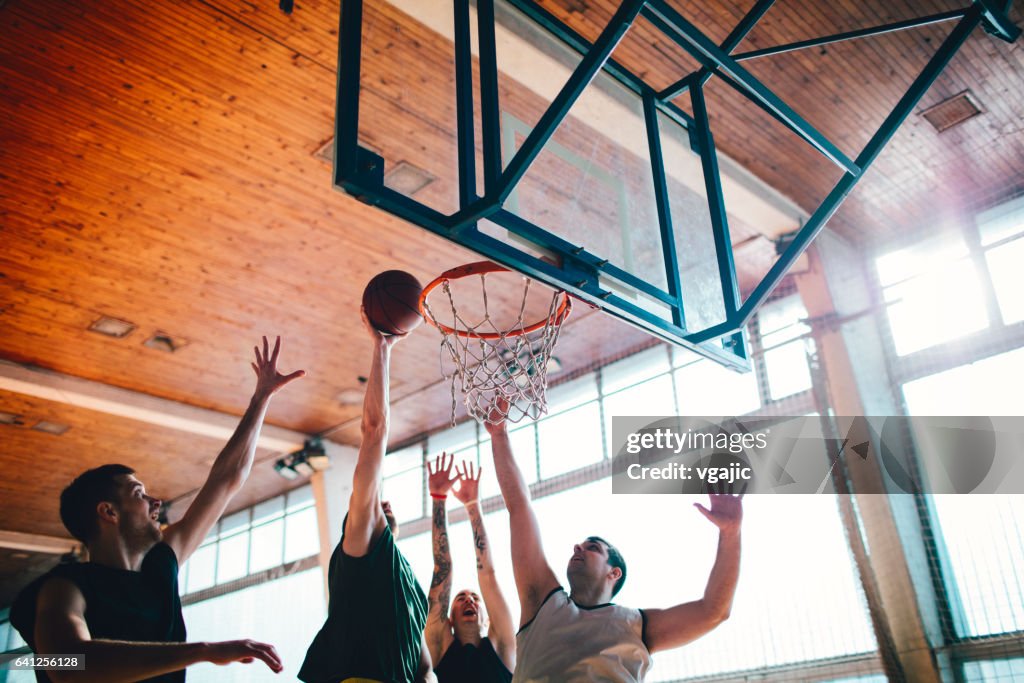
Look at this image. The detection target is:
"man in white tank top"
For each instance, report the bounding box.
[485,409,743,683]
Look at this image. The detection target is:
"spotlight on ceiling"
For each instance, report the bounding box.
[274,437,329,479]
[0,411,25,426]
[88,316,136,339]
[32,420,71,436]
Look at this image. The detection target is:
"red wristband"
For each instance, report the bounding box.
[430,493,448,500]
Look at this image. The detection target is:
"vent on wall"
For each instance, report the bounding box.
[921,91,983,132]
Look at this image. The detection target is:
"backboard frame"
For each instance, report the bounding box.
[334,0,1018,371]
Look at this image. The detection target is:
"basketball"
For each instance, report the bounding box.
[362,270,424,335]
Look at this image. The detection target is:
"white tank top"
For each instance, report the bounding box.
[514,588,652,683]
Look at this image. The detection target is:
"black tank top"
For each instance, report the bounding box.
[11,543,186,683]
[434,636,513,683]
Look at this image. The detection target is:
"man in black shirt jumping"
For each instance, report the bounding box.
[12,336,304,682]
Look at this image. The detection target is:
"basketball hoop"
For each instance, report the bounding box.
[419,261,572,425]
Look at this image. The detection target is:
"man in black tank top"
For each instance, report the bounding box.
[11,337,304,682]
[423,454,515,683]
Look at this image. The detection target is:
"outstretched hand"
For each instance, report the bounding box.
[453,461,481,505]
[694,485,744,536]
[252,336,305,400]
[205,638,283,673]
[427,452,459,498]
[361,305,407,348]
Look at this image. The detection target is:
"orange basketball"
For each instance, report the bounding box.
[361,270,424,335]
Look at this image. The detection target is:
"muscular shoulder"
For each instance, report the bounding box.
[36,576,86,612]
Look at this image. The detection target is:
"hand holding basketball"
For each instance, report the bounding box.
[362,270,424,336]
[361,306,406,347]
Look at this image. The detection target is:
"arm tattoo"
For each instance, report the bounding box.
[429,499,452,613]
[469,506,490,572]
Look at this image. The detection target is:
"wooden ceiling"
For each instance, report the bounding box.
[1,0,1020,603]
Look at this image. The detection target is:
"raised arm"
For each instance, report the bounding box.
[342,309,406,557]
[485,415,559,630]
[453,461,516,671]
[643,491,743,653]
[34,578,282,683]
[164,336,304,563]
[424,453,458,664]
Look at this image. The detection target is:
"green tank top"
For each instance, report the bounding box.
[300,518,428,683]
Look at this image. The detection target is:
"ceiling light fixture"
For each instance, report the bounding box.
[0,411,24,426]
[337,388,365,405]
[32,420,71,435]
[274,437,329,479]
[144,333,188,353]
[314,138,383,166]
[384,160,436,196]
[88,316,136,338]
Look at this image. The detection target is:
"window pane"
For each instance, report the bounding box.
[286,484,314,513]
[985,236,1024,324]
[220,509,250,536]
[963,657,1024,682]
[252,495,284,525]
[603,374,675,417]
[977,195,1024,246]
[601,346,670,394]
[428,421,478,456]
[875,237,968,287]
[764,339,813,400]
[249,518,285,573]
[216,531,249,584]
[538,401,604,478]
[546,374,599,414]
[385,443,425,478]
[383,465,426,523]
[931,496,1024,637]
[185,543,217,593]
[284,506,319,562]
[602,375,675,458]
[479,422,538,502]
[183,567,325,683]
[902,346,1024,416]
[883,257,988,355]
[758,295,810,348]
[675,360,760,416]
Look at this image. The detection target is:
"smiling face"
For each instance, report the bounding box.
[450,589,486,628]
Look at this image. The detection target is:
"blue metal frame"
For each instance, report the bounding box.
[334,0,1017,370]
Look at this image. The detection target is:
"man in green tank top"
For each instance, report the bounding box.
[299,309,432,683]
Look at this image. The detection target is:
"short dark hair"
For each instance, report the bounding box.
[588,535,627,598]
[60,464,135,543]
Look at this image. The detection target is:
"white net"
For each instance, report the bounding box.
[421,269,571,425]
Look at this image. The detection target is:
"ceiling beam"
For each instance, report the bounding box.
[0,359,307,454]
[0,530,78,555]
